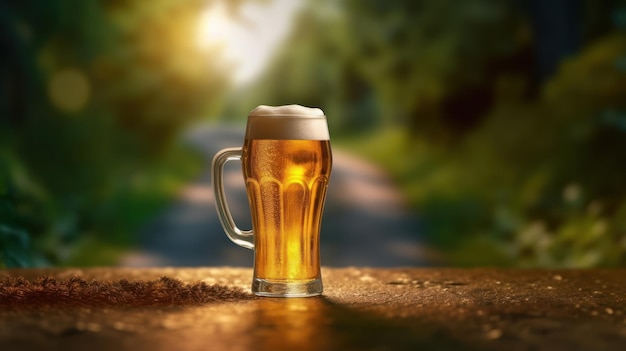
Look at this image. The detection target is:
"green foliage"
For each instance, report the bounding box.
[3,0,625,268]
[0,164,33,268]
[236,0,527,136]
[341,34,626,267]
[0,156,50,267]
[0,0,231,266]
[232,0,626,267]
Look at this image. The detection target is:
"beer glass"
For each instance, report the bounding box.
[212,105,332,297]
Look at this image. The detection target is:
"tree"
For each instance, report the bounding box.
[0,0,244,266]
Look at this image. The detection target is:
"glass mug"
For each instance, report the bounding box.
[212,105,332,297]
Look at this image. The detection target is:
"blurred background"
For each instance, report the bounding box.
[1,0,626,268]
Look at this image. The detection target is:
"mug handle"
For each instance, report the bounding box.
[212,147,254,250]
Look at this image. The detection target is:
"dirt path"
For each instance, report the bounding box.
[120,124,432,267]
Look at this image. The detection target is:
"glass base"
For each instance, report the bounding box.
[252,278,323,297]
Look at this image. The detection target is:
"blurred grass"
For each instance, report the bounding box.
[62,143,203,266]
[336,128,505,265]
[338,125,621,267]
[0,138,205,267]
[0,141,203,268]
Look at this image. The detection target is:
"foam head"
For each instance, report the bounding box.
[245,105,330,140]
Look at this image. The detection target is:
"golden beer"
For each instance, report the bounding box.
[243,139,332,283]
[213,104,332,297]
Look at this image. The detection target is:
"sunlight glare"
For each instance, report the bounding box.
[196,0,303,86]
[197,3,233,49]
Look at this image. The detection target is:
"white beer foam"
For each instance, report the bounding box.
[246,105,330,140]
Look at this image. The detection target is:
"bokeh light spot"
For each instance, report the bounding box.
[48,68,91,113]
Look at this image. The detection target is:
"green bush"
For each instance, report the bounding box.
[0,0,223,266]
[346,34,626,267]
